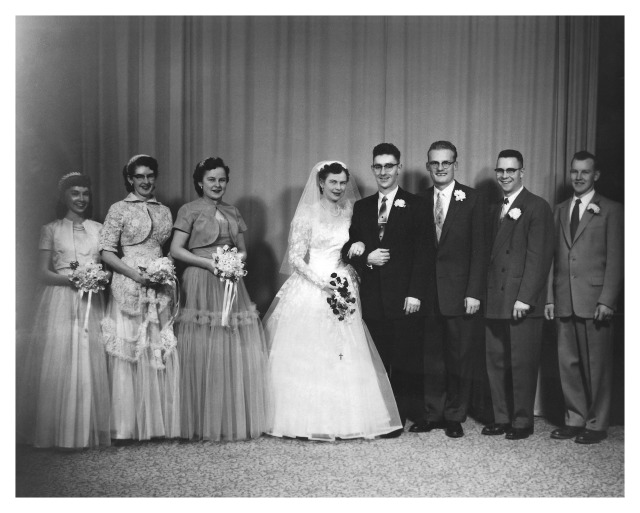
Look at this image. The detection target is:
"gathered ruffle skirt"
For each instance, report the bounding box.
[16,285,111,448]
[175,266,271,441]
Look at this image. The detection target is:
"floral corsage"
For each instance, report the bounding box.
[394,199,406,208]
[454,190,466,201]
[508,208,522,220]
[586,203,601,214]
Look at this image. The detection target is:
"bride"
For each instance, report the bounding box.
[263,160,402,441]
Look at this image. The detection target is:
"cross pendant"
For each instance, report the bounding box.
[339,353,343,360]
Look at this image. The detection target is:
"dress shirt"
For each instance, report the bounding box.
[433,180,456,221]
[569,189,596,222]
[501,186,524,218]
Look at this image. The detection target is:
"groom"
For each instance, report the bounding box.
[342,142,430,437]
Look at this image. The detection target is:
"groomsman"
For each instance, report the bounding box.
[342,142,430,437]
[545,151,623,444]
[483,149,554,440]
[409,141,486,438]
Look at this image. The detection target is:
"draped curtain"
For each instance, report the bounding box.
[16,15,599,325]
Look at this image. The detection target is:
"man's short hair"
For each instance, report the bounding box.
[373,143,401,162]
[572,150,598,169]
[497,149,524,168]
[428,140,458,162]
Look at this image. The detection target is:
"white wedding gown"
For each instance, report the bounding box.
[264,202,402,440]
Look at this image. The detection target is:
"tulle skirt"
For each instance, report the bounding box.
[16,285,111,449]
[176,266,271,441]
[263,271,402,441]
[101,280,181,440]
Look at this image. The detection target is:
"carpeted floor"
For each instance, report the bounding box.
[15,417,624,497]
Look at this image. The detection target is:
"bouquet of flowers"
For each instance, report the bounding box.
[138,257,177,285]
[213,245,247,282]
[213,245,247,327]
[326,273,357,322]
[68,261,110,332]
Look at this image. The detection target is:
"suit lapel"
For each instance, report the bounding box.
[439,182,462,245]
[572,193,599,244]
[559,200,572,248]
[491,188,527,261]
[425,187,437,248]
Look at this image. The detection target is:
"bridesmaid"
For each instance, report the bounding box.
[16,172,111,449]
[99,154,180,442]
[170,157,271,441]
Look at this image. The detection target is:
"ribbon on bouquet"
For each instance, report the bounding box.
[221,279,238,328]
[77,289,94,333]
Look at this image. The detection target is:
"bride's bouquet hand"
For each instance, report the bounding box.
[322,282,339,296]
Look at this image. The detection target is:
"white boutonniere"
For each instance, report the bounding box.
[586,203,600,214]
[453,190,466,202]
[508,208,522,220]
[394,199,406,208]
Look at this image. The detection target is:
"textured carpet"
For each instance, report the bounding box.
[15,417,623,497]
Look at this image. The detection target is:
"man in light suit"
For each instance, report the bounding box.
[483,149,554,440]
[545,151,623,444]
[409,140,486,438]
[342,142,429,437]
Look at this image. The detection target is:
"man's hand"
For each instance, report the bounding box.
[367,248,390,266]
[544,303,555,321]
[464,297,480,315]
[404,297,421,315]
[347,241,365,259]
[594,304,614,322]
[512,300,530,320]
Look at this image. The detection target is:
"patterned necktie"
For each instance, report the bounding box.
[499,197,509,221]
[378,196,388,240]
[435,192,444,242]
[570,198,581,241]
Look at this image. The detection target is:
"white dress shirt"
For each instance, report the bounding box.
[569,189,596,222]
[501,186,524,218]
[433,180,456,221]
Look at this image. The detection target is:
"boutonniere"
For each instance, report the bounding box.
[508,208,522,220]
[453,190,466,202]
[586,203,600,214]
[394,199,406,208]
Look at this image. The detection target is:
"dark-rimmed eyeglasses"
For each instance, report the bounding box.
[427,161,455,170]
[494,168,522,176]
[371,163,399,172]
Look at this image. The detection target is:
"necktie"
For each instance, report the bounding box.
[378,196,387,240]
[499,197,509,221]
[435,192,444,242]
[570,198,581,241]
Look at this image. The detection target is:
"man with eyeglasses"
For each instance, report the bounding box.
[544,151,622,444]
[482,149,554,440]
[342,142,429,437]
[409,141,486,439]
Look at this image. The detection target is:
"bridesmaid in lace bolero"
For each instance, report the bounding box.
[170,157,271,441]
[99,154,180,442]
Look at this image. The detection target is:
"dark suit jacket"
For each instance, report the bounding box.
[485,187,554,319]
[342,187,429,320]
[423,181,487,317]
[546,193,623,318]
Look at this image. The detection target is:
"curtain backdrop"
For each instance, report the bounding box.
[16,15,599,325]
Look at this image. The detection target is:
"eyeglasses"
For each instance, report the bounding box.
[494,168,522,176]
[427,161,455,170]
[371,163,399,172]
[131,173,156,181]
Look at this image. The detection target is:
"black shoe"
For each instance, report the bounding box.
[550,426,583,440]
[505,426,533,440]
[408,420,445,433]
[575,429,607,445]
[380,428,404,438]
[481,423,510,436]
[445,421,464,438]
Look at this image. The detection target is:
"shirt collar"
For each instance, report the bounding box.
[379,186,399,203]
[573,189,596,206]
[434,180,456,199]
[504,186,524,205]
[124,192,160,204]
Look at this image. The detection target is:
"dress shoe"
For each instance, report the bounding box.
[575,429,607,445]
[380,428,404,439]
[481,423,510,436]
[550,426,583,440]
[408,420,445,433]
[445,421,464,438]
[505,426,533,440]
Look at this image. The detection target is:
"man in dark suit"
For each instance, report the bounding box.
[544,151,623,444]
[409,141,486,438]
[483,149,554,440]
[342,142,429,437]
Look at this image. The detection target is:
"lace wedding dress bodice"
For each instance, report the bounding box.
[288,202,352,288]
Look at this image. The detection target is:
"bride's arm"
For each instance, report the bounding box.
[288,214,332,292]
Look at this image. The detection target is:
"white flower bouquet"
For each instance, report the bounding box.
[68,261,109,293]
[212,245,247,327]
[139,257,176,285]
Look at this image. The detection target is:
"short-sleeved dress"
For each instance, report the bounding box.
[99,193,180,440]
[174,197,271,441]
[16,218,111,448]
